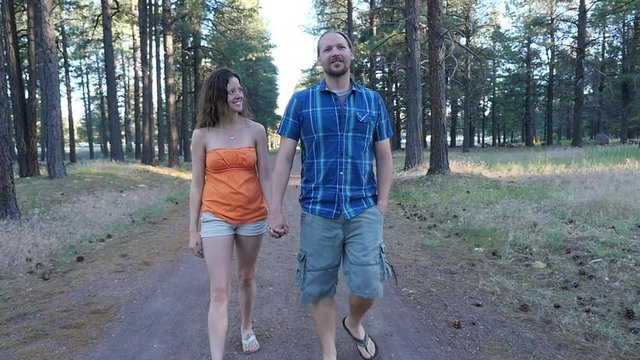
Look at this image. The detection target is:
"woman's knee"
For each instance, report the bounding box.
[210,284,230,304]
[237,267,256,288]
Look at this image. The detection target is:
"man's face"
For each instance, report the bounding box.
[317,32,353,78]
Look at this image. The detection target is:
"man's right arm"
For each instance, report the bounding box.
[268,136,298,237]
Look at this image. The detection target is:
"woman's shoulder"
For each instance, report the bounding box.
[242,118,266,133]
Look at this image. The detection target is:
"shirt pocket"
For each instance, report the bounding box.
[353,111,375,141]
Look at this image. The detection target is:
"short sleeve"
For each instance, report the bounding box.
[277,92,302,141]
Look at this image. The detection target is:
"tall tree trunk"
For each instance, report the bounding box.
[34,0,66,178]
[368,0,377,88]
[450,97,458,148]
[403,0,423,170]
[3,0,31,177]
[132,20,142,159]
[26,0,39,174]
[597,16,606,136]
[122,51,133,156]
[82,60,95,159]
[154,0,165,162]
[524,35,534,147]
[96,58,109,158]
[192,31,203,133]
[545,4,556,146]
[491,58,497,147]
[101,0,124,161]
[60,22,76,163]
[572,0,586,147]
[163,0,179,167]
[0,25,21,220]
[427,0,450,175]
[140,0,154,164]
[180,33,192,162]
[147,0,156,162]
[347,0,354,74]
[462,52,472,152]
[621,12,639,144]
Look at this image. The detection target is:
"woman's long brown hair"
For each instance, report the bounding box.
[195,68,253,129]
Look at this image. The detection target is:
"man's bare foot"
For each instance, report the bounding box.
[342,316,378,359]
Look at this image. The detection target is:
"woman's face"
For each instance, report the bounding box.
[226,76,243,113]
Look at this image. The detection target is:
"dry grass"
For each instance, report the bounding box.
[392,145,640,357]
[0,160,190,277]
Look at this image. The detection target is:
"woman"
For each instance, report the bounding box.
[189,68,271,359]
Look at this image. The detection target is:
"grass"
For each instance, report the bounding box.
[0,160,190,277]
[392,144,640,357]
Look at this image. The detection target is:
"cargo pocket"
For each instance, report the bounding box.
[379,244,397,285]
[295,251,307,288]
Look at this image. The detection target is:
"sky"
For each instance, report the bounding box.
[259,0,317,114]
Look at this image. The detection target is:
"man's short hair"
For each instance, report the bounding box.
[317,30,353,56]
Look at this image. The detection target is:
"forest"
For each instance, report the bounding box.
[2,0,640,220]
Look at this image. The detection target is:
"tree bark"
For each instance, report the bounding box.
[82,61,95,160]
[450,97,459,148]
[140,0,155,164]
[545,9,556,146]
[61,22,77,163]
[403,0,423,170]
[524,35,534,147]
[155,0,165,162]
[368,0,377,89]
[163,0,179,167]
[102,0,124,161]
[3,0,33,178]
[192,31,203,133]
[180,33,192,162]
[26,0,39,173]
[462,14,473,153]
[121,51,133,156]
[427,0,450,176]
[96,58,109,158]
[132,20,142,159]
[571,0,586,147]
[35,0,66,178]
[0,24,21,220]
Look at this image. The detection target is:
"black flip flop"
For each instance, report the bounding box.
[341,316,379,359]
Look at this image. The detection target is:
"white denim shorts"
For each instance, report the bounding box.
[200,212,266,238]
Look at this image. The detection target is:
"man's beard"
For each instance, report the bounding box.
[324,60,350,77]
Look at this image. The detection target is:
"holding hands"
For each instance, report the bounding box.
[267,212,289,239]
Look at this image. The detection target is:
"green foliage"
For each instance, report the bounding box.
[203,0,280,130]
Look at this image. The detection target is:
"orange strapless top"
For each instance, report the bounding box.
[201,147,267,224]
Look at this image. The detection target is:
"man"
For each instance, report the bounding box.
[268,30,393,360]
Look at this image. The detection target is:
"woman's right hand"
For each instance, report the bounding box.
[267,212,289,239]
[189,232,204,258]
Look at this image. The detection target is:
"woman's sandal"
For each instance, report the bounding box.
[241,332,260,354]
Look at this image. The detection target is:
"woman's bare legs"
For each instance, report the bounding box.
[202,235,234,360]
[235,234,263,351]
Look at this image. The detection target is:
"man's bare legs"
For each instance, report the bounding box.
[344,295,377,359]
[312,295,377,360]
[235,234,263,352]
[202,235,234,360]
[312,297,338,360]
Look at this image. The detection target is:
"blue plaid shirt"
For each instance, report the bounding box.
[278,79,394,219]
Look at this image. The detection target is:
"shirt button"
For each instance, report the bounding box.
[340,172,343,175]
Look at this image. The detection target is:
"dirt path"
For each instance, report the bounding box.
[2,155,581,360]
[71,164,448,360]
